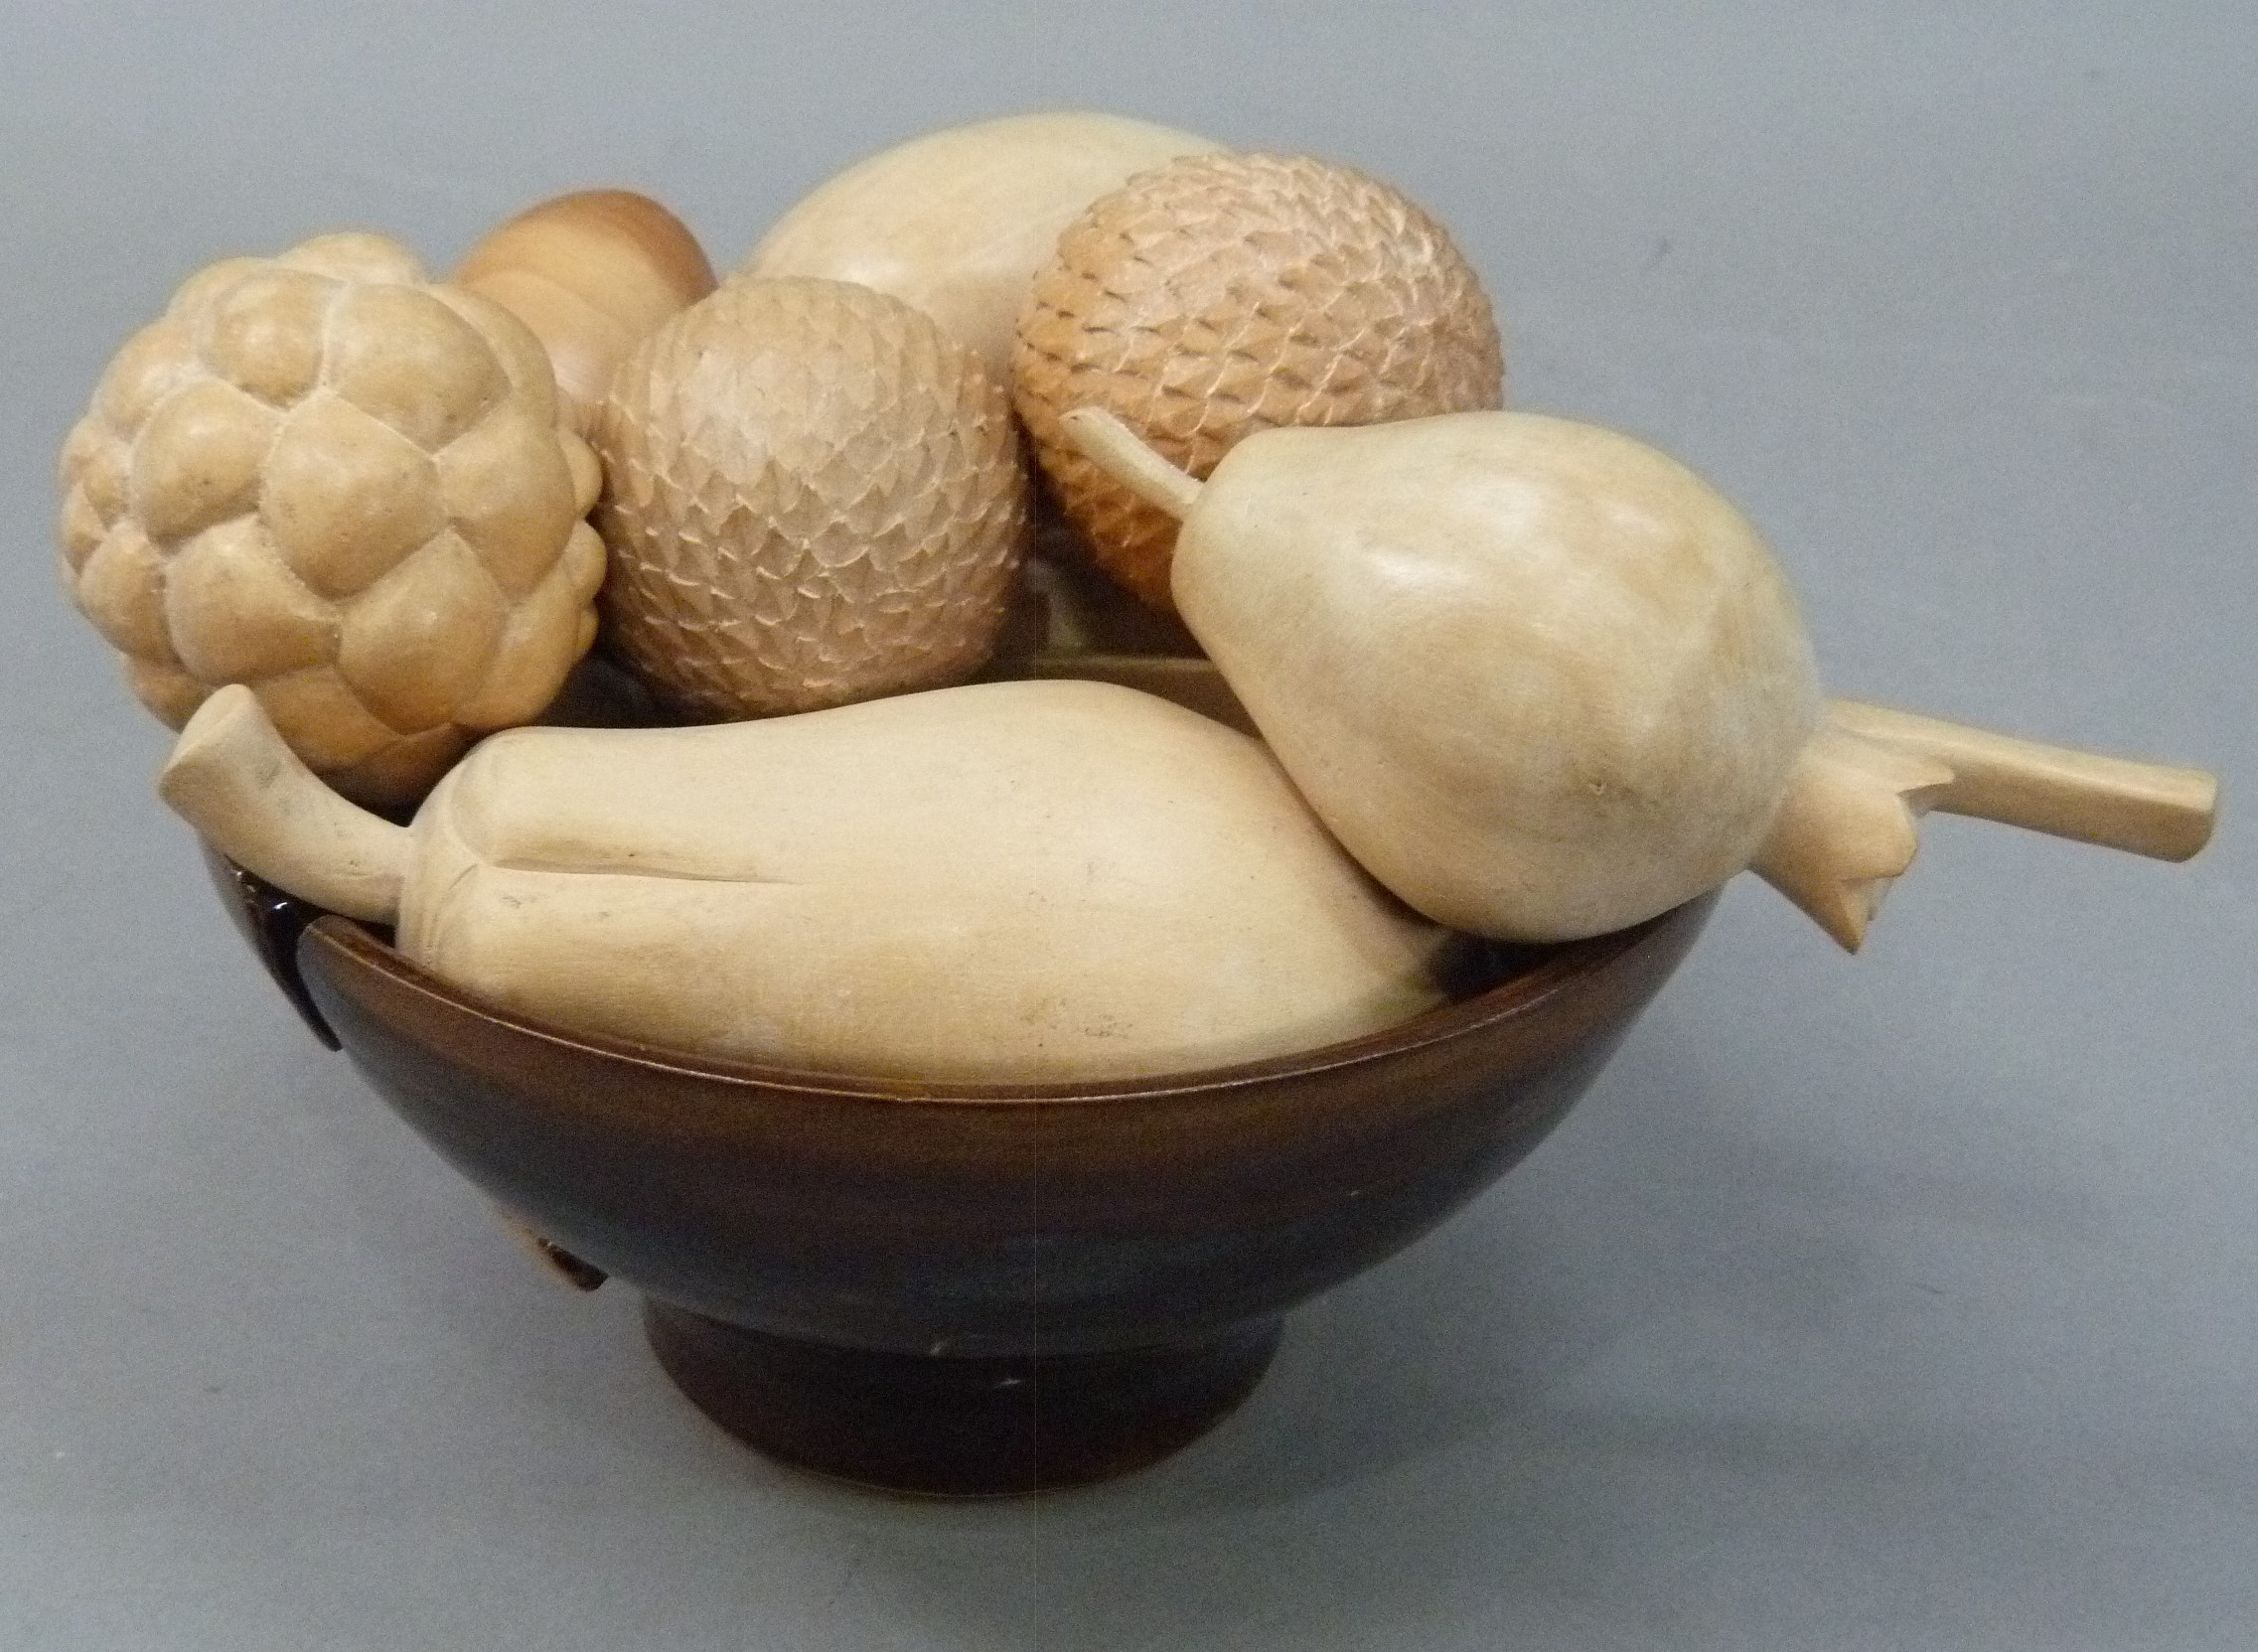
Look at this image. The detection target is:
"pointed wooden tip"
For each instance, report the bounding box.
[1751,715,1954,952]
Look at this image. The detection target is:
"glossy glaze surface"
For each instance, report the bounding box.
[210,853,1711,1489]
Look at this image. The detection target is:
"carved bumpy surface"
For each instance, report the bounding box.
[58,233,606,810]
[1014,152,1505,612]
[593,278,1029,721]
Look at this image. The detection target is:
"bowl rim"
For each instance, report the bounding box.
[299,892,1712,1111]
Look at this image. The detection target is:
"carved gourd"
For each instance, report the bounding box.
[160,680,1465,1082]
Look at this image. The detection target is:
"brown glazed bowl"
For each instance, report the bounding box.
[208,843,1712,1496]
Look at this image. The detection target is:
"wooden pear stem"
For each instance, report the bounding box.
[157,685,409,925]
[1755,700,2218,951]
[1061,407,1203,520]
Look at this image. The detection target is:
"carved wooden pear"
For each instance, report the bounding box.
[1065,407,2218,946]
[159,680,1464,1082]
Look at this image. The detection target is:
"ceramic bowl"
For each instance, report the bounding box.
[209,843,1710,1495]
[196,649,1710,1492]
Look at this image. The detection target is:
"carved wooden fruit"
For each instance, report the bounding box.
[1064,408,2218,945]
[58,232,607,810]
[161,679,1465,1083]
[592,278,1031,721]
[1015,152,1503,612]
[739,111,1218,387]
[456,189,717,434]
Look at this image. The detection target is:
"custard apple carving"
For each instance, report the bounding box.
[58,231,607,810]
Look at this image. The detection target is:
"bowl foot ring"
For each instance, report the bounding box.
[644,1299,1282,1496]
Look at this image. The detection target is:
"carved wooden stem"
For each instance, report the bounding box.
[1825,701,2217,860]
[157,685,409,925]
[1062,406,1204,519]
[1751,719,1952,950]
[1755,702,2218,950]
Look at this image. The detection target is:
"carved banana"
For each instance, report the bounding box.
[159,680,1465,1082]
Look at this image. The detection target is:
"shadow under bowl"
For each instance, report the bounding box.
[209,845,1711,1495]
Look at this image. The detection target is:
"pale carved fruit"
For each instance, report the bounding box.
[1063,408,1821,941]
[1014,151,1504,612]
[738,111,1220,388]
[1065,407,2224,951]
[161,678,1464,1083]
[455,189,717,435]
[58,231,606,810]
[592,277,1030,721]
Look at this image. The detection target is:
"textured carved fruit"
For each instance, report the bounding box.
[58,231,606,810]
[1014,152,1504,612]
[592,277,1030,721]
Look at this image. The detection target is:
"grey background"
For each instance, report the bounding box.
[4,2,2252,1647]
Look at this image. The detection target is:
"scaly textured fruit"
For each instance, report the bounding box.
[57,231,607,810]
[1013,152,1504,612]
[592,277,1030,720]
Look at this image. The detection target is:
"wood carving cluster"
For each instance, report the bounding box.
[1014,152,1505,611]
[58,233,605,809]
[593,278,1029,721]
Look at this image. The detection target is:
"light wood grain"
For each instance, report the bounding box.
[1065,406,1820,941]
[593,278,1030,721]
[740,111,1217,386]
[1063,407,2219,949]
[456,189,716,434]
[1750,717,1953,950]
[1828,701,2217,861]
[1754,702,2217,950]
[159,684,408,923]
